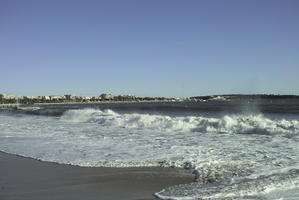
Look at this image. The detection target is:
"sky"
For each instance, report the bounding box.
[0,0,298,97]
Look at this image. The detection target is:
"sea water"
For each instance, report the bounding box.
[0,100,299,200]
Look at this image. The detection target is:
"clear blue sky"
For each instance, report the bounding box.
[0,0,298,97]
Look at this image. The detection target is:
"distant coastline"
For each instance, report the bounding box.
[0,93,179,106]
[190,94,299,101]
[1,93,299,107]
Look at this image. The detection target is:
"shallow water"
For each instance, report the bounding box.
[1,100,299,199]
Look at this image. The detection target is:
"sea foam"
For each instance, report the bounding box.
[1,109,299,200]
[61,109,299,135]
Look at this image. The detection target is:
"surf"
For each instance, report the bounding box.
[61,108,299,135]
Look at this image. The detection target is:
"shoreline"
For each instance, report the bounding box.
[0,151,194,200]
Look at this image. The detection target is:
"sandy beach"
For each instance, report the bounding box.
[0,151,193,200]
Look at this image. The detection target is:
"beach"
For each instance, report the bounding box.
[1,99,299,199]
[0,151,194,200]
[1,0,298,198]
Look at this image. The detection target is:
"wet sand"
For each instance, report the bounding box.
[0,151,193,200]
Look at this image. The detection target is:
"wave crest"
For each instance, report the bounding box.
[61,109,299,135]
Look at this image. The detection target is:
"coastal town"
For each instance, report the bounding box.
[0,93,179,105]
[1,93,298,105]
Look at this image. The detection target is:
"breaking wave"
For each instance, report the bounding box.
[61,109,299,135]
[1,107,299,200]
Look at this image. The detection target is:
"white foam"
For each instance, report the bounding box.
[61,109,299,135]
[1,109,299,199]
[155,169,299,200]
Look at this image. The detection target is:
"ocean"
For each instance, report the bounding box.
[1,98,299,200]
